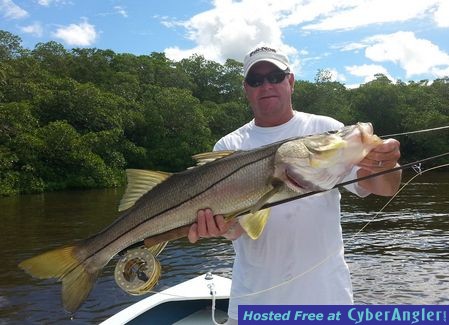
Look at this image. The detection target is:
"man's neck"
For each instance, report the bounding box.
[254,110,294,127]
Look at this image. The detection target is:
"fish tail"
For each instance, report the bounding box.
[18,245,100,313]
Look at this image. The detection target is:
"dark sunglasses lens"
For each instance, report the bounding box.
[267,72,287,84]
[246,71,287,87]
[246,75,264,87]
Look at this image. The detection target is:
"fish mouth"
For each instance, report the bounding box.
[285,167,317,192]
[286,169,305,191]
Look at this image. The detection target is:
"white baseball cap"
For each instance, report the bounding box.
[243,47,290,77]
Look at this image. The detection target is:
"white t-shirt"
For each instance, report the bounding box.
[214,111,369,320]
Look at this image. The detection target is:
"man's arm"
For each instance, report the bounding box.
[188,138,402,243]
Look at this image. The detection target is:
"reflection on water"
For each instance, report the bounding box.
[0,172,448,324]
[342,172,449,305]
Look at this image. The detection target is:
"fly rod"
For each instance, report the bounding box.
[141,151,449,248]
[261,151,449,210]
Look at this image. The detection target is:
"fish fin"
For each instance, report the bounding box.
[18,245,100,313]
[119,169,172,212]
[191,150,235,167]
[222,208,248,221]
[239,208,271,240]
[222,182,282,221]
[62,264,100,312]
[238,183,280,239]
[250,181,283,214]
[19,246,78,279]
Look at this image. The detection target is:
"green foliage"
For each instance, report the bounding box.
[140,85,213,171]
[176,54,243,103]
[203,100,251,140]
[34,121,124,190]
[0,29,448,195]
[33,79,125,132]
[348,74,403,134]
[0,30,25,60]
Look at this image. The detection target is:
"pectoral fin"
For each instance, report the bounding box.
[239,208,271,240]
[250,181,283,214]
[222,181,281,239]
[222,181,281,222]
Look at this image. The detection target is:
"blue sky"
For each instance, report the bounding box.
[1,0,448,87]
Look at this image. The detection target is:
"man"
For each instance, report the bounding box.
[188,47,402,323]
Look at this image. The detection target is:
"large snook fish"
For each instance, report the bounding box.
[19,123,382,312]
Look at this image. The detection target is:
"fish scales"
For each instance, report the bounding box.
[18,123,383,313]
[80,143,282,261]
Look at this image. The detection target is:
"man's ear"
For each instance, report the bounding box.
[289,73,295,93]
[242,81,249,97]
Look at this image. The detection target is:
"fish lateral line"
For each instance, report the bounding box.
[16,122,405,313]
[82,148,278,261]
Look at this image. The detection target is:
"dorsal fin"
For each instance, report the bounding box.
[191,150,235,167]
[118,169,172,212]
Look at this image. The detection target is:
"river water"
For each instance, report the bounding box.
[0,171,448,324]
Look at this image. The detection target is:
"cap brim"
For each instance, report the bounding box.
[244,59,289,77]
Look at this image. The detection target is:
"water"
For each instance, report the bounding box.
[0,172,448,324]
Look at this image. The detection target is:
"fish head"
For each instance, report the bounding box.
[273,123,383,192]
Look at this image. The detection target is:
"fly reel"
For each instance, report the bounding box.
[114,246,161,295]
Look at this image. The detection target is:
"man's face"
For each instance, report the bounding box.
[244,61,295,127]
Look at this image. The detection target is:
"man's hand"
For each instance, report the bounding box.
[357,138,402,196]
[358,138,401,172]
[188,209,244,243]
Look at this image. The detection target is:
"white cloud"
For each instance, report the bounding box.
[161,0,446,61]
[163,0,300,72]
[160,0,448,82]
[114,6,128,18]
[347,31,449,78]
[328,68,346,82]
[302,0,439,31]
[20,22,44,37]
[97,5,128,18]
[432,66,449,78]
[53,20,97,46]
[0,0,28,19]
[433,0,449,27]
[36,0,69,6]
[346,64,394,83]
[37,0,51,5]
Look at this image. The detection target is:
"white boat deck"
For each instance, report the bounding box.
[100,273,231,325]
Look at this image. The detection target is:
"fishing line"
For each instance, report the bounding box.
[122,161,449,325]
[379,125,449,139]
[228,161,449,302]
[144,158,449,305]
[128,149,449,310]
[260,151,449,210]
[348,162,449,239]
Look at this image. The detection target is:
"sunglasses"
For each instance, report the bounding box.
[245,70,290,88]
